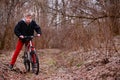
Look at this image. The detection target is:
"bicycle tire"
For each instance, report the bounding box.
[30,51,39,75]
[23,52,30,72]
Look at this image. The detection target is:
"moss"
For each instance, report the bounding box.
[76,62,83,67]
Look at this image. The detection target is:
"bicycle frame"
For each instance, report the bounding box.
[23,36,39,75]
[25,41,33,60]
[24,36,37,53]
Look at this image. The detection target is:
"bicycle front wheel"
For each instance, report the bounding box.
[30,51,39,75]
[23,52,30,72]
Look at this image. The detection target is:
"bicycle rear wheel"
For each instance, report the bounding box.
[23,52,30,72]
[30,51,39,75]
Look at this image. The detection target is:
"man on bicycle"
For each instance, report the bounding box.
[9,12,42,70]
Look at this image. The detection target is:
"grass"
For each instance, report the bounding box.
[76,62,84,67]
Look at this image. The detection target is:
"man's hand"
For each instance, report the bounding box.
[19,35,24,39]
[37,34,41,37]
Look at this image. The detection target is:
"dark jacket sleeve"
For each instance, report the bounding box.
[14,21,21,37]
[33,21,42,34]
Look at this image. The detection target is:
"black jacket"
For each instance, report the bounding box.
[14,20,42,42]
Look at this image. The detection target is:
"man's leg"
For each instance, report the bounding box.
[10,39,24,68]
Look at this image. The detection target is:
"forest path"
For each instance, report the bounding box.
[0,48,120,80]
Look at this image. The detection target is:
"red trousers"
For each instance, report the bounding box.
[10,39,35,65]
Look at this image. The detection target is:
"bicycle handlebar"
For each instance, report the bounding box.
[24,36,39,39]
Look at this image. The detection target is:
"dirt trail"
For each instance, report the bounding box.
[0,48,120,80]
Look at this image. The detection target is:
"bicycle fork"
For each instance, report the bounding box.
[29,41,36,63]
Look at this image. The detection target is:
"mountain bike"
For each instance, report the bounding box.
[22,36,39,75]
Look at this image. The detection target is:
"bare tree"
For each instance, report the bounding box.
[0,0,119,51]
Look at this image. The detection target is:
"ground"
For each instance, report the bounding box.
[0,47,120,80]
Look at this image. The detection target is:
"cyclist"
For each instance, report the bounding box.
[9,12,42,70]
